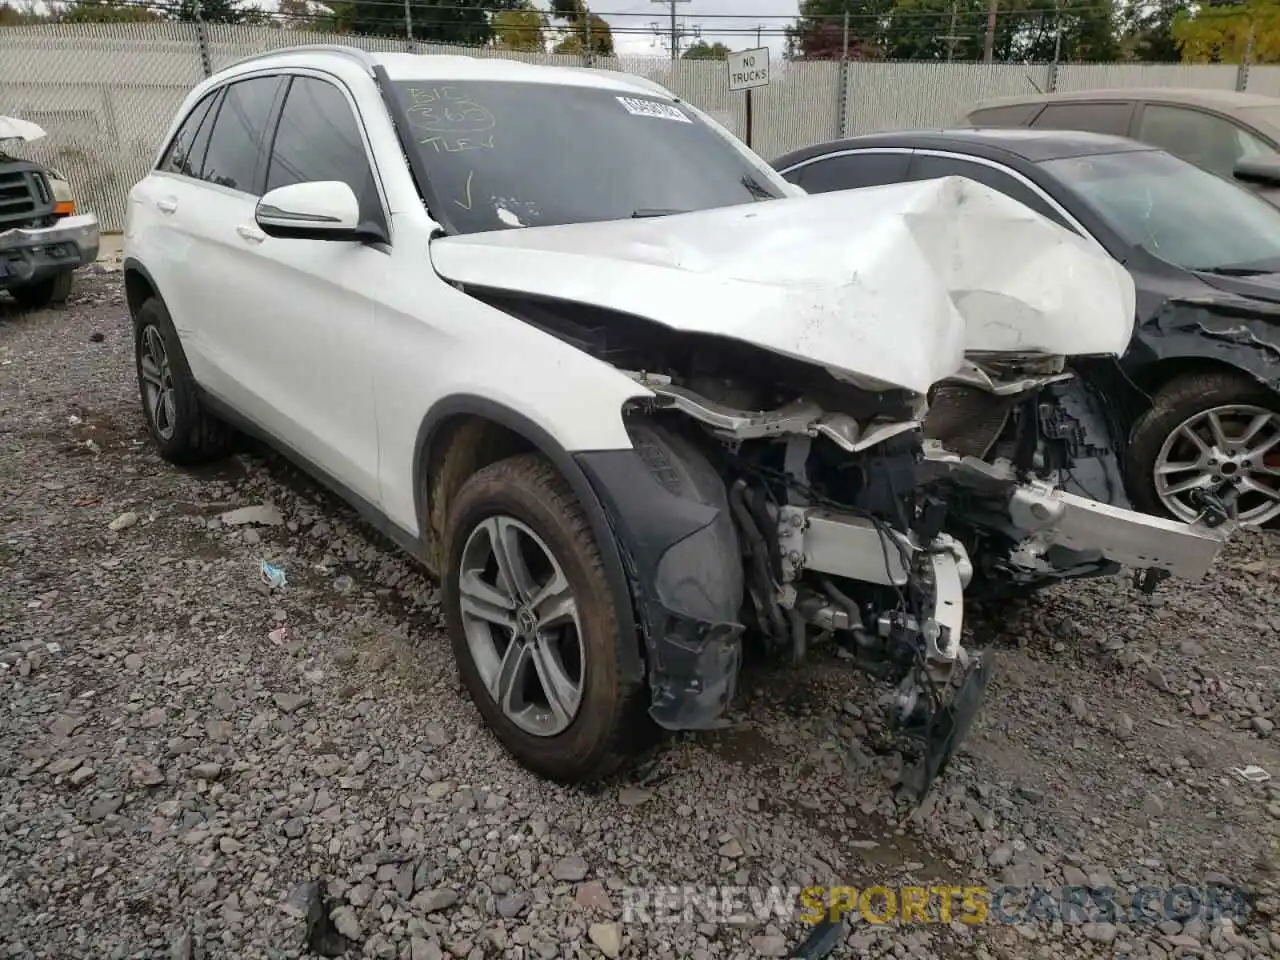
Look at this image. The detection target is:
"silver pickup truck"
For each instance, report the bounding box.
[1,116,99,310]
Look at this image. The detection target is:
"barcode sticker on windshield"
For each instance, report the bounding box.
[616,96,692,123]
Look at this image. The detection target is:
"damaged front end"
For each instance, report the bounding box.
[580,366,1233,798]
[922,354,1234,598]
[580,372,995,798]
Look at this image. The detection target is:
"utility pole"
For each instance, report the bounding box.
[982,0,997,63]
[651,0,691,60]
[940,0,965,62]
[403,0,414,51]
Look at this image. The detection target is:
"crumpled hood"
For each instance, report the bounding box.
[0,116,46,144]
[429,176,1137,395]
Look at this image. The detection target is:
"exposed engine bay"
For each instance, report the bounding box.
[607,352,1231,795]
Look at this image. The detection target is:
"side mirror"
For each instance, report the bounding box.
[1233,153,1280,188]
[254,181,381,242]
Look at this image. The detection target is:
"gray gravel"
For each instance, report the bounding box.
[3,268,1280,959]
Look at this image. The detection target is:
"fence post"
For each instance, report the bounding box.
[1047,62,1059,93]
[835,10,849,138]
[1237,23,1255,92]
[194,1,212,78]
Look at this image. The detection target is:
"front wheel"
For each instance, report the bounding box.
[443,454,652,783]
[1127,370,1280,527]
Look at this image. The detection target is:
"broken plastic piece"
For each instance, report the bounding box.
[268,627,290,646]
[260,560,288,590]
[1232,765,1271,783]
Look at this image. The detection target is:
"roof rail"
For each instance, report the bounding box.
[219,44,379,75]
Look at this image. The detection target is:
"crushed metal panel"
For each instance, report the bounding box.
[430,176,1135,395]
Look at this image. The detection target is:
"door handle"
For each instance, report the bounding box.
[154,197,177,214]
[237,224,265,244]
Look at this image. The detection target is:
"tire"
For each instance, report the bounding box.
[133,297,234,465]
[1127,369,1280,527]
[11,272,73,310]
[443,453,652,783]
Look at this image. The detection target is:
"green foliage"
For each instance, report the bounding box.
[682,39,731,59]
[59,1,162,21]
[552,12,613,54]
[493,1,548,50]
[1174,0,1280,63]
[330,0,519,45]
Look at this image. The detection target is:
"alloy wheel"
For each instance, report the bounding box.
[456,515,586,737]
[138,324,177,441]
[1154,403,1280,526]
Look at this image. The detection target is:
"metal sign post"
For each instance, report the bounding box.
[726,46,770,149]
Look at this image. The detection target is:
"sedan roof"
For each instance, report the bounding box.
[772,127,1157,169]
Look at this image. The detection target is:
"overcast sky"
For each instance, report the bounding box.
[587,0,800,59]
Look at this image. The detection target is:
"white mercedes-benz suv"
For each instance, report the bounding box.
[124,45,1227,795]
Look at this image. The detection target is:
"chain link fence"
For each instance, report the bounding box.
[3,22,1279,231]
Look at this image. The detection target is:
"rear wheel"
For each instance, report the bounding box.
[11,272,73,310]
[133,297,234,465]
[443,453,651,783]
[1128,370,1280,527]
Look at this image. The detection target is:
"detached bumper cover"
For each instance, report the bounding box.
[0,213,99,288]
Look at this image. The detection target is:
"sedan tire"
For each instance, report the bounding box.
[1128,370,1280,527]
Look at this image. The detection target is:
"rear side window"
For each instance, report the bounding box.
[200,75,286,195]
[1032,102,1133,137]
[787,152,910,193]
[158,91,217,176]
[266,76,382,226]
[965,104,1041,127]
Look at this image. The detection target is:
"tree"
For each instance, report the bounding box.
[1174,0,1280,62]
[331,0,519,45]
[1119,0,1189,60]
[171,0,251,24]
[60,0,161,21]
[550,0,613,55]
[493,0,548,50]
[787,0,888,58]
[682,39,731,58]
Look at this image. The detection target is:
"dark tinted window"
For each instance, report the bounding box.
[907,153,1068,226]
[184,88,223,180]
[1032,101,1132,137]
[786,152,910,192]
[158,91,217,176]
[965,103,1041,127]
[388,80,785,234]
[266,77,381,225]
[1136,104,1272,179]
[201,76,285,194]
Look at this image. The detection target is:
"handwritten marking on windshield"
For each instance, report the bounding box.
[454,169,474,211]
[406,86,496,152]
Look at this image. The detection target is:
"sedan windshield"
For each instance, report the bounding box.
[1041,148,1280,274]
[388,80,785,234]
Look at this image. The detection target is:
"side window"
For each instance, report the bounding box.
[158,91,217,176]
[965,103,1041,127]
[788,152,910,193]
[1136,104,1271,179]
[184,88,224,180]
[200,75,286,194]
[265,76,381,225]
[1032,102,1133,137]
[907,154,1070,228]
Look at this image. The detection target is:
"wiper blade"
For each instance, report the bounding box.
[631,208,687,218]
[1195,264,1278,276]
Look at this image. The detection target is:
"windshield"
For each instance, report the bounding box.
[388,80,785,234]
[1040,148,1280,273]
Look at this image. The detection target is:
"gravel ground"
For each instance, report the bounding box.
[3,268,1280,960]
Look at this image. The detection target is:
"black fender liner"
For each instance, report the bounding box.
[1134,297,1280,393]
[122,257,164,321]
[575,420,745,731]
[413,395,645,688]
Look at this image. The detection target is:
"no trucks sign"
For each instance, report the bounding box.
[727,47,770,92]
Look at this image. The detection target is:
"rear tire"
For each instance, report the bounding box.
[133,297,234,465]
[443,453,652,783]
[11,272,73,310]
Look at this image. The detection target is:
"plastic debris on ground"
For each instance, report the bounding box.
[260,560,288,590]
